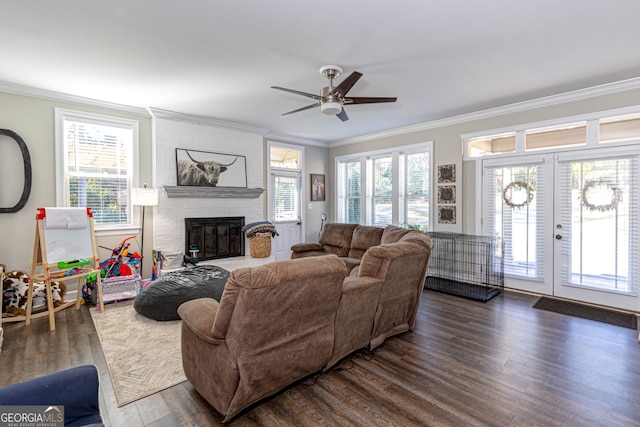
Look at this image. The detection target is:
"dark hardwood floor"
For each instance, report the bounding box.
[2,290,640,426]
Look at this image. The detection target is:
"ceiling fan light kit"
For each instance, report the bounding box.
[271,65,397,122]
[321,101,342,115]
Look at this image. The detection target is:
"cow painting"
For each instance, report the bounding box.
[176,149,246,187]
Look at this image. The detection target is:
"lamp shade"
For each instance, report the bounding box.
[131,187,159,206]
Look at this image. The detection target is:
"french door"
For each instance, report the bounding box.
[553,148,640,311]
[483,147,640,311]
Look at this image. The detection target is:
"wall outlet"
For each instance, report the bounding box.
[308,203,313,209]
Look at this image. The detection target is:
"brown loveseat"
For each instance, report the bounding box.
[291,223,407,272]
[178,228,431,421]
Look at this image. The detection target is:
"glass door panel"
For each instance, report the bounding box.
[554,151,640,311]
[482,156,553,294]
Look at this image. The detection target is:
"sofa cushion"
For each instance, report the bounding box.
[341,257,362,273]
[319,223,358,256]
[347,225,383,259]
[291,242,323,252]
[291,250,334,260]
[380,225,412,244]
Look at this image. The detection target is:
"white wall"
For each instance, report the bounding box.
[153,116,266,254]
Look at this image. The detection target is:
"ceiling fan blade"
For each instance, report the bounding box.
[336,108,349,122]
[330,71,363,97]
[282,103,320,115]
[345,96,398,104]
[271,86,321,100]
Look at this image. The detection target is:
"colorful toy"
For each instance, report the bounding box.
[99,235,142,278]
[57,258,90,269]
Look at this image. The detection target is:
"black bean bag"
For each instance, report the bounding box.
[134,265,230,321]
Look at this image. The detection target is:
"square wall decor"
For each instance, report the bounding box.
[438,206,456,224]
[437,164,456,183]
[437,185,456,204]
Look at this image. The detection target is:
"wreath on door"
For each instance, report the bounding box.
[580,180,622,212]
[502,181,535,209]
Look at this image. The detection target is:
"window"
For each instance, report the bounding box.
[525,123,586,151]
[55,109,139,231]
[338,160,361,223]
[484,162,546,279]
[463,106,640,160]
[371,156,393,226]
[336,142,432,230]
[269,145,302,223]
[401,152,430,230]
[467,133,516,157]
[599,114,640,143]
[271,174,300,221]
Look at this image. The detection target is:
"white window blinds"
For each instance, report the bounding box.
[336,143,432,228]
[485,163,546,279]
[56,109,137,228]
[400,152,430,230]
[270,172,300,222]
[372,156,393,227]
[557,155,640,294]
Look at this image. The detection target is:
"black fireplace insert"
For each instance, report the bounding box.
[185,217,245,261]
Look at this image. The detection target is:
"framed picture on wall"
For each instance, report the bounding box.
[437,164,456,183]
[311,173,325,201]
[176,148,247,188]
[437,185,456,204]
[438,206,457,224]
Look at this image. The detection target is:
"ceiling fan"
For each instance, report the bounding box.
[271,65,397,122]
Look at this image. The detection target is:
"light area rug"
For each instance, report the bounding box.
[90,302,186,406]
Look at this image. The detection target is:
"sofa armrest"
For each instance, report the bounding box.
[342,275,383,294]
[291,242,324,252]
[178,298,224,345]
[0,365,104,427]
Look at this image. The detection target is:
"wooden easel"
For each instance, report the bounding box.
[25,207,104,331]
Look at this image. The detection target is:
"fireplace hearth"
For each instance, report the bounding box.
[185,217,245,261]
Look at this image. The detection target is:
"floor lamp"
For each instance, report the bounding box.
[132,185,159,278]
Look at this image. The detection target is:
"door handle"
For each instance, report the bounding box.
[555,234,562,240]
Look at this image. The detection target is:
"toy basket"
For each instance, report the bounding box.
[91,274,142,304]
[249,235,271,258]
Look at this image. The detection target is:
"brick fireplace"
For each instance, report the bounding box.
[152,114,265,256]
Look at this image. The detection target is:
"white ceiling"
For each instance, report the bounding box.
[3,1,640,144]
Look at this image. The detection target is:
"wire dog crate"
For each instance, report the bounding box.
[425,232,504,301]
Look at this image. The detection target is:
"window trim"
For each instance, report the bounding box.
[54,108,140,235]
[335,141,433,228]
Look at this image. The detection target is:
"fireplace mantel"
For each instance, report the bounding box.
[162,186,264,199]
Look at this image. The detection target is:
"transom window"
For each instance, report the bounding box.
[464,107,640,160]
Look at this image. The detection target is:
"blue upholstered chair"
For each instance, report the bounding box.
[0,365,104,427]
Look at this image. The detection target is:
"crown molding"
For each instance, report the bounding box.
[0,81,150,116]
[147,107,271,135]
[329,76,640,148]
[263,131,328,148]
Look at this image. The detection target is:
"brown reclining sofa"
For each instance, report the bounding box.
[177,224,431,422]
